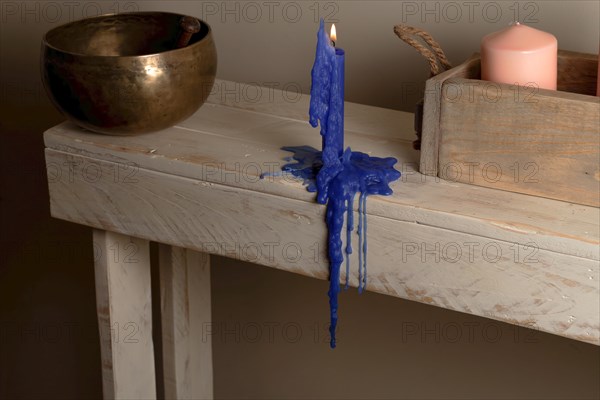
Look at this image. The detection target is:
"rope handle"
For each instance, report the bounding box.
[394,25,452,149]
[393,25,452,76]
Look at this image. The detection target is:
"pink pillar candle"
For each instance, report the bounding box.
[481,22,557,90]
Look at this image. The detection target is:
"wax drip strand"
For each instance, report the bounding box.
[362,193,368,292]
[357,192,367,294]
[345,195,354,290]
[357,194,363,293]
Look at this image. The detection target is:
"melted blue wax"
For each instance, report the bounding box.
[268,19,401,349]
[280,146,400,348]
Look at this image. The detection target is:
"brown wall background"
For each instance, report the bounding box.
[1,1,599,399]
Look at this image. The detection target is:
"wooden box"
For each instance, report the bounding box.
[419,50,599,207]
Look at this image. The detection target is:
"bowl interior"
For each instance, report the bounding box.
[44,12,209,57]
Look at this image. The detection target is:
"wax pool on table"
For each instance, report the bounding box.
[277,19,401,348]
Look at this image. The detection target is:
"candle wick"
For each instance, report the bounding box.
[332,40,336,47]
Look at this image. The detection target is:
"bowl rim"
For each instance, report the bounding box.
[42,11,213,59]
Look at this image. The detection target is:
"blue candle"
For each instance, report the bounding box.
[309,20,345,204]
[329,23,345,155]
[306,19,401,349]
[268,19,401,349]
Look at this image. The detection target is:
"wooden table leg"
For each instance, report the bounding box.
[159,245,213,400]
[93,230,156,399]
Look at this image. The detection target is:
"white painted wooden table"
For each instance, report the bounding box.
[44,80,600,399]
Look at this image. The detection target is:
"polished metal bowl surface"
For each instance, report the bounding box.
[42,12,217,135]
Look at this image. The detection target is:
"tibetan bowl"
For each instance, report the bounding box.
[41,12,217,135]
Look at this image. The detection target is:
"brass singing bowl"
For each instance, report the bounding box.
[41,12,217,135]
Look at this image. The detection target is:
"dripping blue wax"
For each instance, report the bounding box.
[279,146,400,348]
[265,19,401,349]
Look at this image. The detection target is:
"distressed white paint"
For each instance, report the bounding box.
[93,230,156,399]
[48,150,599,345]
[45,81,600,348]
[45,106,599,262]
[160,245,213,399]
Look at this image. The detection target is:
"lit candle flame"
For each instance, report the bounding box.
[330,24,337,44]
